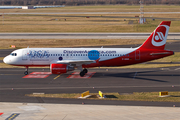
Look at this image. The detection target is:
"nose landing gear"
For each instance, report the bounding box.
[24,66,29,75]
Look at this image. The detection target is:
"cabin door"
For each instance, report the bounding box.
[22,50,28,60]
[135,50,140,60]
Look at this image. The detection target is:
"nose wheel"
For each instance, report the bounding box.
[80,68,88,77]
[24,71,28,75]
[24,66,29,75]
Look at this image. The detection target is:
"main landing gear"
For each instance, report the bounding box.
[24,66,28,75]
[80,68,88,77]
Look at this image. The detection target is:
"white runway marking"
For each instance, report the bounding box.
[133,72,138,79]
[175,67,180,71]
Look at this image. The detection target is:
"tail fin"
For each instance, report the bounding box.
[139,21,171,50]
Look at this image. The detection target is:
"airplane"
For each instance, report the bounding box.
[3,21,174,77]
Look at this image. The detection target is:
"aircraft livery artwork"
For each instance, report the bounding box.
[3,21,174,77]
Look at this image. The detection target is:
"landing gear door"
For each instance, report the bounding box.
[22,50,28,60]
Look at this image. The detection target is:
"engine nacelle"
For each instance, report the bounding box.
[50,64,74,74]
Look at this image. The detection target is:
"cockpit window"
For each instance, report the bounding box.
[10,53,17,56]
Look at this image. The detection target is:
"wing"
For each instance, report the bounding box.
[50,60,95,66]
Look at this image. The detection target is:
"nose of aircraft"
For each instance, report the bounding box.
[3,56,9,64]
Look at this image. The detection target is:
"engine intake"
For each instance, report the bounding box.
[50,64,74,74]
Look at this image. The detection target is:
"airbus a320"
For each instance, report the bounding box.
[3,21,174,77]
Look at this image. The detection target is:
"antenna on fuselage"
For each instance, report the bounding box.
[27,46,29,48]
[101,46,103,48]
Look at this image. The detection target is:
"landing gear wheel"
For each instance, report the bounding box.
[80,71,85,77]
[24,66,29,75]
[24,71,28,75]
[83,69,88,74]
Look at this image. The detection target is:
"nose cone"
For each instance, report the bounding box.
[3,56,9,64]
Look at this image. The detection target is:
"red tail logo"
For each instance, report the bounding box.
[152,25,169,47]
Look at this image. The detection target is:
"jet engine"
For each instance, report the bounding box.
[50,64,74,74]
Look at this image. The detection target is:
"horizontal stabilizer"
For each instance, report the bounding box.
[150,52,172,55]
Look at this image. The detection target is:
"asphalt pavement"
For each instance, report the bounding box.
[0,67,180,107]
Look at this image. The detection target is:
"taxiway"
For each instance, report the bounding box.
[0,67,180,107]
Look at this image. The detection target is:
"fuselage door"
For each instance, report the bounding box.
[22,50,28,60]
[135,50,140,60]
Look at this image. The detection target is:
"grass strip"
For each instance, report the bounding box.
[26,91,180,102]
[0,5,180,32]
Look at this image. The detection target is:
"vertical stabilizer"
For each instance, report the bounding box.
[139,21,171,50]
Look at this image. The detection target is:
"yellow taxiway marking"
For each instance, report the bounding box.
[54,75,61,80]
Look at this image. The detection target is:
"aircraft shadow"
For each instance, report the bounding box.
[93,70,173,83]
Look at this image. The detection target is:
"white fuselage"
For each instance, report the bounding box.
[3,47,137,66]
